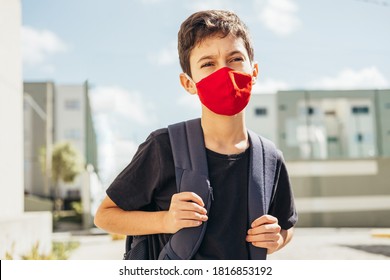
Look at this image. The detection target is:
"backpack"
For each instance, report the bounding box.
[123,118,281,260]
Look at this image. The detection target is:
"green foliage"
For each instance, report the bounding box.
[40,141,84,185]
[5,241,80,260]
[4,243,15,260]
[70,201,83,215]
[21,242,53,260]
[52,142,84,184]
[51,241,80,260]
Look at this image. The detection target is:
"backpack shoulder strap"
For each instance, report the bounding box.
[259,134,281,211]
[158,118,211,260]
[247,130,281,260]
[168,118,209,189]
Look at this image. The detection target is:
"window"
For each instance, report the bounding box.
[356,133,363,142]
[325,110,336,116]
[65,129,81,140]
[254,107,267,116]
[327,136,339,143]
[65,99,80,110]
[300,106,316,116]
[352,106,369,114]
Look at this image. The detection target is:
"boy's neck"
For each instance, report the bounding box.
[201,110,249,155]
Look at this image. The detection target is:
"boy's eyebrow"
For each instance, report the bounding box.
[196,50,245,64]
[227,50,245,57]
[196,55,216,64]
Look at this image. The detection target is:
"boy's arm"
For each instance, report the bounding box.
[94,193,208,235]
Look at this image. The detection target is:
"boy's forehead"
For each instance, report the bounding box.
[190,34,248,61]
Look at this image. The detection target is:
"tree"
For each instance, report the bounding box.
[40,141,84,211]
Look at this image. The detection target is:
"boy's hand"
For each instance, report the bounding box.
[163,192,208,234]
[246,215,283,254]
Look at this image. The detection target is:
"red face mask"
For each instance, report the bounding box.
[189,67,253,116]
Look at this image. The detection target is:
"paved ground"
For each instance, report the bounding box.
[53,227,390,260]
[268,227,390,260]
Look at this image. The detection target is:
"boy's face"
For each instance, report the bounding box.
[180,33,258,94]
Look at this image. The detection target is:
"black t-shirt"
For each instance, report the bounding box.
[107,128,297,260]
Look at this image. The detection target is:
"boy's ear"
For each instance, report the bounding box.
[179,73,197,95]
[252,62,259,84]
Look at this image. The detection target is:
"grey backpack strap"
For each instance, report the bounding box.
[159,118,212,260]
[261,135,282,210]
[247,130,280,260]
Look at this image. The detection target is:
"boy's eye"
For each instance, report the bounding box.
[200,61,214,68]
[229,57,244,63]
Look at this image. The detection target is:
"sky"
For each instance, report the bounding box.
[21,0,390,185]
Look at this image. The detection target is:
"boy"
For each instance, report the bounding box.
[94,10,297,260]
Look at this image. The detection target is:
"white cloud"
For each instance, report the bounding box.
[93,115,116,184]
[252,77,290,94]
[93,114,138,185]
[21,26,68,65]
[90,86,157,184]
[177,93,201,112]
[90,86,156,125]
[255,0,301,36]
[148,42,178,66]
[307,67,389,90]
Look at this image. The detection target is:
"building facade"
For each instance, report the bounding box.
[245,92,277,143]
[24,81,99,204]
[247,90,390,227]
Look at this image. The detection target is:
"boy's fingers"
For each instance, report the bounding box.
[176,201,207,214]
[173,192,205,207]
[178,210,208,221]
[251,215,278,228]
[247,223,281,235]
[246,232,279,243]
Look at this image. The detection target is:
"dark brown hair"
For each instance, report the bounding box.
[178,10,254,77]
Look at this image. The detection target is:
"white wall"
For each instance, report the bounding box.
[0,0,52,259]
[0,0,23,218]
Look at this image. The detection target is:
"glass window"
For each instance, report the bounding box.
[65,129,81,140]
[65,99,80,110]
[254,107,267,116]
[352,106,369,114]
[356,133,363,142]
[325,110,336,116]
[327,136,339,143]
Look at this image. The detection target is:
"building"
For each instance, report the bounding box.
[0,0,52,259]
[247,89,390,227]
[24,82,54,197]
[24,81,99,206]
[246,92,277,143]
[277,90,390,160]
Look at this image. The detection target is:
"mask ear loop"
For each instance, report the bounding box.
[184,73,198,94]
[184,73,196,85]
